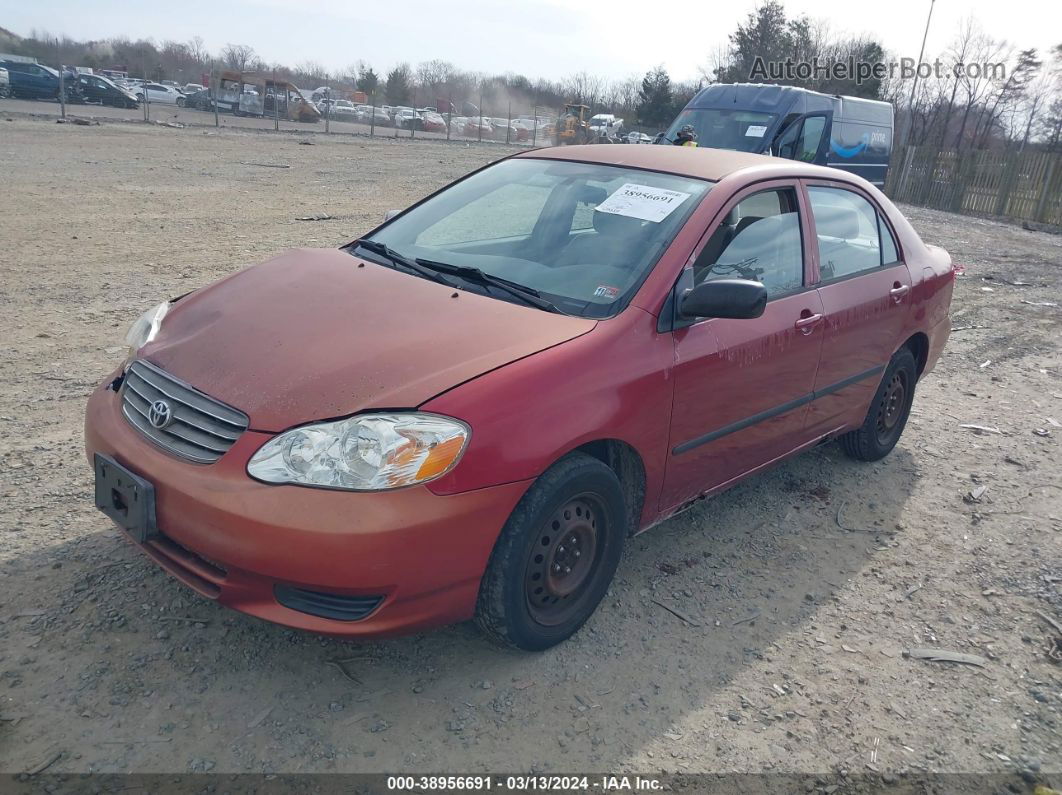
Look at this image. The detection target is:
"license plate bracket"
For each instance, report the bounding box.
[93,453,158,543]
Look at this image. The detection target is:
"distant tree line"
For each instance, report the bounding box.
[3,3,1060,150]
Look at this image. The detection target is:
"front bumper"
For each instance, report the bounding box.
[84,374,531,637]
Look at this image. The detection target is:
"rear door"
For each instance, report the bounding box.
[660,180,825,511]
[802,181,912,435]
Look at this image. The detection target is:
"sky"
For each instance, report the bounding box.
[3,0,1060,83]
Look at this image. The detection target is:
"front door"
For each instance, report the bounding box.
[661,182,825,511]
[802,182,914,434]
[774,112,833,165]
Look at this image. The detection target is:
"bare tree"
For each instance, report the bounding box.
[416,59,456,95]
[187,36,209,66]
[563,71,606,109]
[297,61,329,83]
[221,43,256,72]
[951,23,1009,148]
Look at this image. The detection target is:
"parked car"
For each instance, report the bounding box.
[391,107,417,127]
[421,111,447,133]
[464,116,493,137]
[135,83,185,106]
[356,105,391,126]
[70,72,139,108]
[161,80,182,90]
[489,117,522,142]
[317,98,358,119]
[512,119,539,140]
[448,115,469,136]
[182,87,214,111]
[85,144,954,652]
[627,131,653,144]
[182,82,205,95]
[589,114,622,135]
[0,59,59,100]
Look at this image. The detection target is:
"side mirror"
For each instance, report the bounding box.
[384,209,401,221]
[679,278,767,320]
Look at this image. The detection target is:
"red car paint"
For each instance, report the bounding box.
[84,145,953,637]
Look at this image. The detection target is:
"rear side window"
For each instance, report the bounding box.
[808,187,882,280]
[693,187,804,298]
[878,215,899,264]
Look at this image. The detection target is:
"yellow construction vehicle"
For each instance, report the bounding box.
[554,103,592,145]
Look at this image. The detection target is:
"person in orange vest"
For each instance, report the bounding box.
[674,124,698,147]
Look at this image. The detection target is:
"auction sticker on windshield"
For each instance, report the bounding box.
[745,125,767,137]
[595,183,691,223]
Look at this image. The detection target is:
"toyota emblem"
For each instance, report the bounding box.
[147,399,173,430]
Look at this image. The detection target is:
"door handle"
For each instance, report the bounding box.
[890,283,910,303]
[794,313,824,334]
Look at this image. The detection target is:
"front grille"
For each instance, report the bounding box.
[121,360,248,464]
[274,585,383,622]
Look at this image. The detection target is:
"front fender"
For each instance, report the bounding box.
[420,307,674,529]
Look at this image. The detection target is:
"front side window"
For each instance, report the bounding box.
[777,115,827,162]
[692,188,804,298]
[360,158,712,317]
[808,187,882,280]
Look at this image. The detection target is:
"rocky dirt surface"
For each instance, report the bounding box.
[0,117,1059,784]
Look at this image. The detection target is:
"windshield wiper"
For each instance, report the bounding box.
[413,258,562,313]
[353,240,456,287]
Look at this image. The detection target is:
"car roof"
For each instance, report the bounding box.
[516,144,856,185]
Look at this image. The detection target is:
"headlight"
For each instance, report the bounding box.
[247,413,470,491]
[124,301,170,357]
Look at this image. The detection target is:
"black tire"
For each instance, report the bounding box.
[839,347,917,461]
[475,452,627,651]
[176,96,185,108]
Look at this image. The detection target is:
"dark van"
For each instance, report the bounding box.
[0,56,60,101]
[661,83,893,186]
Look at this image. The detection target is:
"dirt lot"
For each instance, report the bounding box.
[0,117,1060,783]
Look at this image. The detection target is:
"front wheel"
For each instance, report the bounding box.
[475,452,627,651]
[176,96,185,107]
[839,347,917,461]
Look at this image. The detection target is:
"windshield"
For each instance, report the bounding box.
[663,109,777,153]
[358,158,712,317]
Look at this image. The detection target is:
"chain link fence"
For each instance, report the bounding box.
[193,66,559,146]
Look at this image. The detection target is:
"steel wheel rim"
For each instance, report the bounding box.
[524,493,604,626]
[876,371,908,442]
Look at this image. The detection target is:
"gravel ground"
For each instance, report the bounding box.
[0,117,1060,784]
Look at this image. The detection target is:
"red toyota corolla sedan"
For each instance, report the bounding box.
[85,145,953,650]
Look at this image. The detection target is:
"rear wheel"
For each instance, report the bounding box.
[839,347,917,461]
[475,452,626,650]
[176,96,185,108]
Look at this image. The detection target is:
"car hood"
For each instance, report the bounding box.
[140,248,596,431]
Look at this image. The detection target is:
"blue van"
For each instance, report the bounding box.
[661,83,893,186]
[0,55,60,101]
